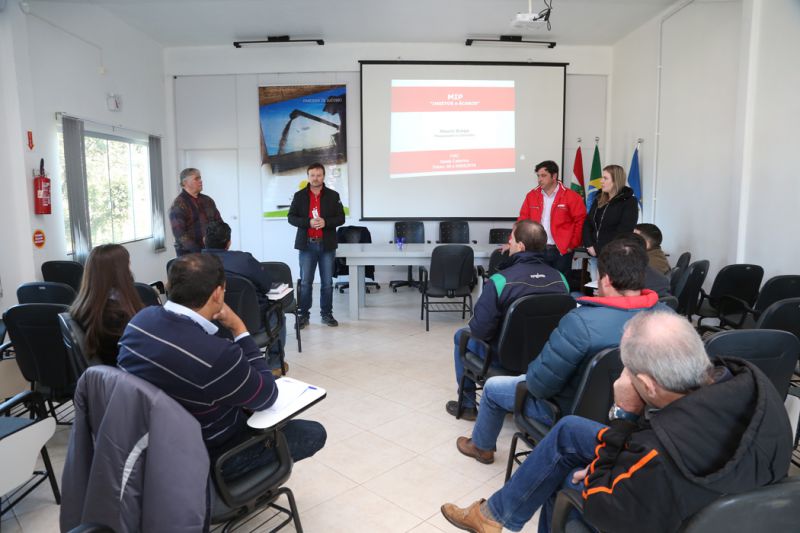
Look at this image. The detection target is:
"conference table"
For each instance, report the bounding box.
[336,243,498,320]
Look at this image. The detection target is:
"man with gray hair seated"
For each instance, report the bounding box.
[441,311,791,533]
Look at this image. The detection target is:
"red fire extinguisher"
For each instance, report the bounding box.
[33,158,51,215]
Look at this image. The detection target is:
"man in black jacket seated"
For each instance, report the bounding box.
[441,310,791,533]
[203,221,286,375]
[287,162,346,328]
[446,220,570,420]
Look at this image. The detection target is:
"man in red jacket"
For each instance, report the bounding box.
[517,160,586,274]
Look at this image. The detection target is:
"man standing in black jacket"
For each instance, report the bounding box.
[288,163,346,327]
[441,311,791,533]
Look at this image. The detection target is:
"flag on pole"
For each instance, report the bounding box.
[585,144,602,209]
[628,144,643,210]
[570,146,585,200]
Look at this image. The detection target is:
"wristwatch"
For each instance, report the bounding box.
[608,403,640,423]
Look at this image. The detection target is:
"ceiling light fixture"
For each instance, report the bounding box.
[233,35,324,48]
[465,35,556,48]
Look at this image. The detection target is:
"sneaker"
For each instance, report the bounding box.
[298,316,310,329]
[446,400,478,421]
[321,315,338,327]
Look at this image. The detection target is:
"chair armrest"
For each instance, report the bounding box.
[718,295,756,328]
[514,380,560,421]
[476,265,486,279]
[697,288,711,310]
[551,489,586,533]
[0,341,14,357]
[149,281,166,294]
[263,300,285,345]
[457,330,495,376]
[0,390,45,417]
[211,428,292,508]
[471,240,477,244]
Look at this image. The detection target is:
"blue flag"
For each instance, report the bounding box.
[629,146,642,210]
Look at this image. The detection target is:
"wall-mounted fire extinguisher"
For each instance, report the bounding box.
[33,158,51,215]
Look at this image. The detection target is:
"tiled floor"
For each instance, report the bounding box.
[2,285,541,532]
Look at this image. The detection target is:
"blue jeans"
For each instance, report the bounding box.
[470,375,555,451]
[453,328,504,409]
[217,419,327,481]
[298,241,335,317]
[487,415,605,532]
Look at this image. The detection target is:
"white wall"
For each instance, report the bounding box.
[168,43,611,282]
[0,0,173,294]
[740,0,800,278]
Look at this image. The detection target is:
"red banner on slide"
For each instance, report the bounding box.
[391,87,515,113]
[390,148,515,175]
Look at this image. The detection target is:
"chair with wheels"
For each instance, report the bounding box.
[17,281,76,305]
[0,390,61,520]
[389,221,427,291]
[669,251,692,295]
[60,365,303,533]
[489,228,513,245]
[224,275,286,374]
[2,303,75,423]
[420,245,474,331]
[334,226,380,294]
[695,264,763,327]
[42,260,83,293]
[437,220,475,244]
[261,262,302,353]
[506,347,622,481]
[674,260,709,318]
[454,294,576,419]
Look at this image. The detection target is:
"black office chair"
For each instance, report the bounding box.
[506,347,622,481]
[489,228,513,245]
[669,251,692,295]
[695,264,763,327]
[166,257,177,277]
[755,297,800,339]
[715,275,800,330]
[705,329,799,399]
[454,294,576,419]
[476,249,509,285]
[389,221,427,291]
[551,476,800,533]
[41,260,83,293]
[420,245,474,331]
[675,260,709,318]
[224,275,286,374]
[1,303,74,423]
[334,226,380,294]
[659,295,679,310]
[134,282,162,307]
[58,312,91,381]
[0,390,61,518]
[17,281,76,305]
[261,262,302,353]
[437,221,475,244]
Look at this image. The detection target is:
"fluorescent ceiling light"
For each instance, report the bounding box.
[233,35,324,48]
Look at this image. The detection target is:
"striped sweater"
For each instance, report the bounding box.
[117,306,277,449]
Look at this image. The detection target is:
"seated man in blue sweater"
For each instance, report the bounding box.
[117,253,326,480]
[456,236,663,464]
[202,221,287,375]
[446,220,570,420]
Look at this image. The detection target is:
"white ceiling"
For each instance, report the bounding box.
[35,0,677,47]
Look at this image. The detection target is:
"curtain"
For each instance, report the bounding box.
[62,116,91,263]
[148,135,166,252]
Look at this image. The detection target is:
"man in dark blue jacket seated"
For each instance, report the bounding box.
[441,311,791,533]
[203,221,287,375]
[456,236,664,464]
[446,220,570,421]
[117,254,326,481]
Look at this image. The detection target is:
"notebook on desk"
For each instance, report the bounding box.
[247,377,326,429]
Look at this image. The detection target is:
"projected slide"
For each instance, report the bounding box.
[390,80,515,178]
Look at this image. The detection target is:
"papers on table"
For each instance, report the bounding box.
[247,377,326,429]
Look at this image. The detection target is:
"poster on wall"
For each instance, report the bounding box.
[259,84,349,218]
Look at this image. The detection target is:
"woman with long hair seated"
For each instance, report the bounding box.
[69,244,144,365]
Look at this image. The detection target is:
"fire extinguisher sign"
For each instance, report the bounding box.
[32,229,46,249]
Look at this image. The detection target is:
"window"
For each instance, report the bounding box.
[59,116,165,260]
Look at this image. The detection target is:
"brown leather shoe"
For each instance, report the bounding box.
[271,362,289,378]
[441,499,502,533]
[456,437,494,464]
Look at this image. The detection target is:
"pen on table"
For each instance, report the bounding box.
[307,386,317,390]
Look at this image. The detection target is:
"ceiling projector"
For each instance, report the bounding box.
[511,12,549,29]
